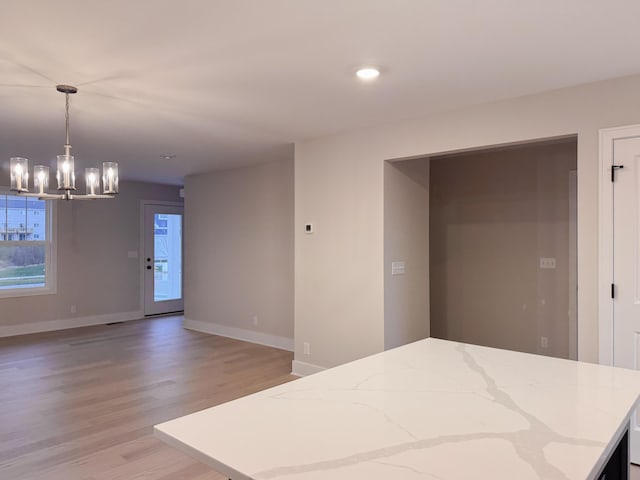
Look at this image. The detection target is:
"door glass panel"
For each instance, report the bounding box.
[153,213,182,302]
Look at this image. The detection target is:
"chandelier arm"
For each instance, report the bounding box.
[36,193,65,200]
[67,195,112,200]
[18,192,48,198]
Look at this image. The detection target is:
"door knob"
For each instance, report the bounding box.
[146,258,151,262]
[146,265,152,270]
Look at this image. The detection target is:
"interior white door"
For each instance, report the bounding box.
[143,204,184,316]
[612,135,640,463]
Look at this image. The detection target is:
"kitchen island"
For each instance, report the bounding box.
[155,338,640,479]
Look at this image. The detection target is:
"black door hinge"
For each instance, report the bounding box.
[612,165,624,182]
[611,283,615,299]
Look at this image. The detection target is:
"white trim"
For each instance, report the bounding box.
[141,200,185,207]
[0,192,57,298]
[0,284,55,299]
[48,199,58,294]
[140,200,184,313]
[140,200,185,316]
[291,359,326,377]
[568,170,578,360]
[598,124,640,365]
[183,317,294,352]
[139,203,145,313]
[0,310,143,338]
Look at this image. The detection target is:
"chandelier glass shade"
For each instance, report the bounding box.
[9,85,119,201]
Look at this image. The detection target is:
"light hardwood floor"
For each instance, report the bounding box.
[0,315,294,480]
[2,316,639,479]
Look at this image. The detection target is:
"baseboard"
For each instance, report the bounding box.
[291,359,326,377]
[0,310,144,338]
[183,318,294,352]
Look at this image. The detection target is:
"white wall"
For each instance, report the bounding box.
[384,158,429,350]
[294,141,384,372]
[184,156,294,350]
[0,181,183,336]
[295,74,640,371]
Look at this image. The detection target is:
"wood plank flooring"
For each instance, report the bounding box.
[3,316,639,479]
[0,316,294,479]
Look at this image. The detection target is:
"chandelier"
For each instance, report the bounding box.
[10,85,119,200]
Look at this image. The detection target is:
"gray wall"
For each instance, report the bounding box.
[0,180,183,331]
[384,159,429,350]
[184,156,294,343]
[429,141,577,358]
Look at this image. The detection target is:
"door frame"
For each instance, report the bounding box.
[569,170,578,360]
[139,200,185,315]
[598,124,640,365]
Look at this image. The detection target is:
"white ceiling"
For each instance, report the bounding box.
[2,0,640,185]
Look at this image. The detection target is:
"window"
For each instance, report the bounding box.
[0,193,56,297]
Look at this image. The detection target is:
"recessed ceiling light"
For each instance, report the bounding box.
[161,154,177,160]
[356,67,380,80]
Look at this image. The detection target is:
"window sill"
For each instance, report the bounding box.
[0,285,57,299]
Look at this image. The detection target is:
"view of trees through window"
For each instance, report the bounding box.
[0,195,47,290]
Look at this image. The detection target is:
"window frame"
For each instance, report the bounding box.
[0,190,57,298]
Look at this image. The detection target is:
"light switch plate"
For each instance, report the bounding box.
[391,261,406,275]
[539,257,556,269]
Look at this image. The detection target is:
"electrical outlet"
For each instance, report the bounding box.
[540,336,549,349]
[252,316,258,326]
[303,342,311,355]
[539,257,556,269]
[70,304,77,314]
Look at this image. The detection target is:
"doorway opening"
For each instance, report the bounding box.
[383,136,578,360]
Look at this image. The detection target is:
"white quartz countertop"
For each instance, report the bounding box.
[155,338,640,480]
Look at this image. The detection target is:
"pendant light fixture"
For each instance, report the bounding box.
[10,85,119,200]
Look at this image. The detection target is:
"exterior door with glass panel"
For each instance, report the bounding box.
[143,204,183,315]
